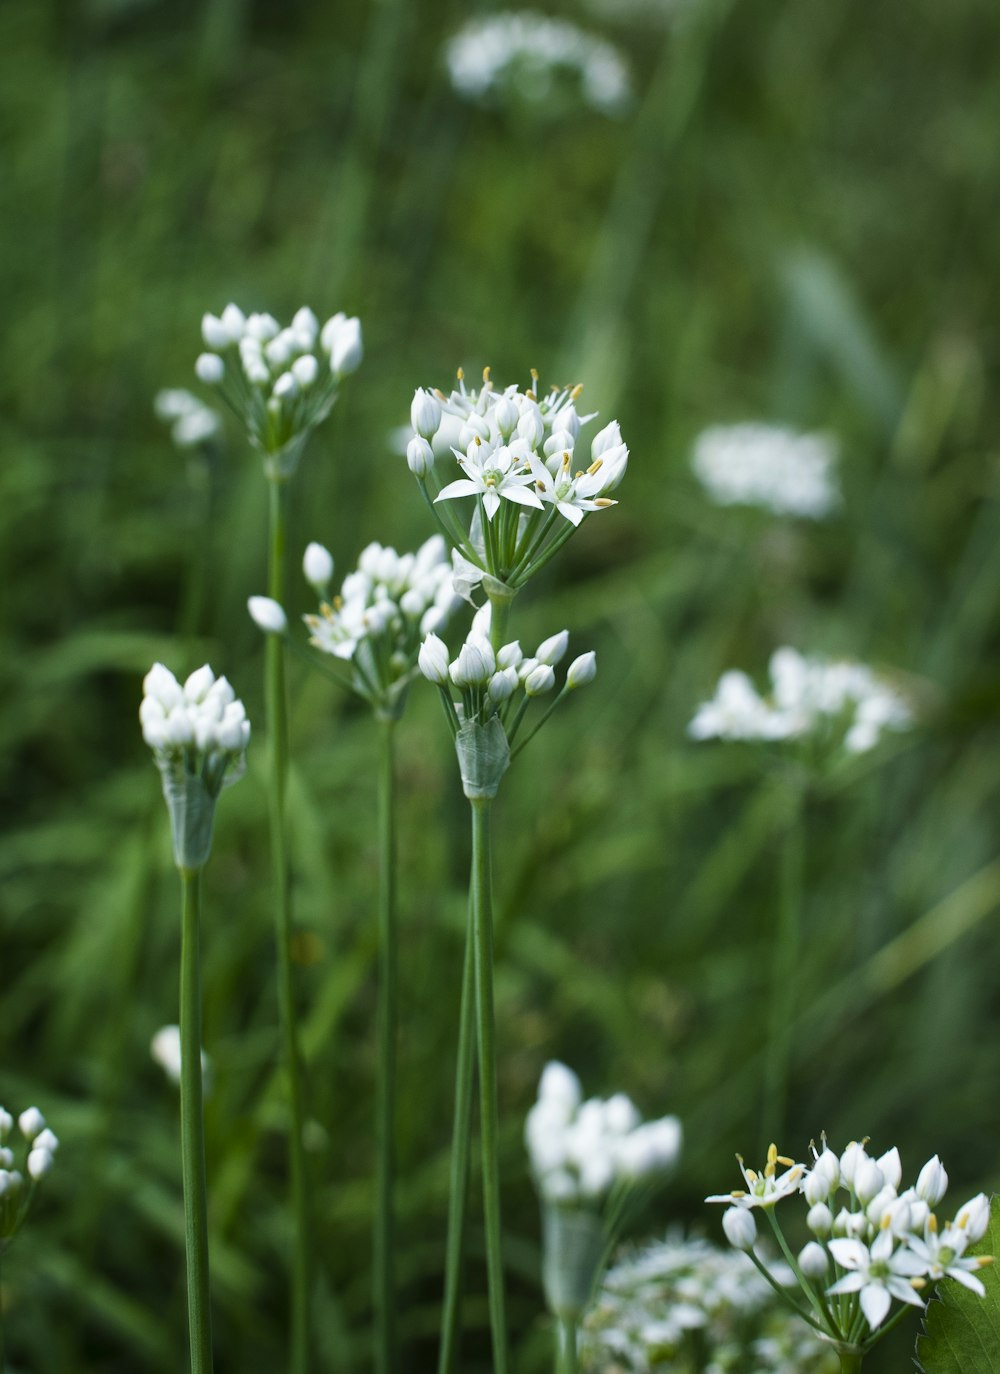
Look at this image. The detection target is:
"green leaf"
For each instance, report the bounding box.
[915,1194,1000,1373]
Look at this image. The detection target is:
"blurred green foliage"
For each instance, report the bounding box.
[2,0,1000,1369]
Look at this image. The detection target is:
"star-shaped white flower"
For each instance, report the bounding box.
[528,451,617,526]
[436,442,543,521]
[906,1219,991,1296]
[706,1144,805,1210]
[826,1229,926,1329]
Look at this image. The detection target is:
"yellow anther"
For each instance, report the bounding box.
[911,1277,927,1290]
[594,498,616,507]
[731,1190,747,1198]
[744,1168,758,1184]
[474,435,482,446]
[587,458,604,475]
[457,367,464,381]
[434,388,447,400]
[881,1215,891,1230]
[333,595,343,610]
[978,1256,994,1268]
[767,1144,778,1163]
[575,470,585,480]
[530,368,539,383]
[562,451,572,468]
[526,390,536,401]
[777,1155,795,1167]
[483,366,491,383]
[570,383,584,399]
[928,1215,938,1234]
[764,1162,776,1178]
[958,1214,969,1229]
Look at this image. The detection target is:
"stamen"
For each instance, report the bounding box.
[483,366,491,384]
[587,458,604,475]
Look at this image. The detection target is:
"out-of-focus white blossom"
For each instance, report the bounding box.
[692,422,841,519]
[151,1025,211,1090]
[689,647,913,756]
[445,11,631,116]
[1,1104,58,1244]
[247,596,289,635]
[154,389,222,450]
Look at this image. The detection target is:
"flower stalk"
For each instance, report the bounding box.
[179,866,213,1374]
[374,717,398,1374]
[265,479,312,1374]
[556,1317,579,1374]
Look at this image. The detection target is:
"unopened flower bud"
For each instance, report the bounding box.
[220,303,245,340]
[488,668,518,705]
[418,634,450,685]
[722,1207,757,1251]
[195,353,225,385]
[524,663,556,696]
[330,316,363,376]
[291,354,319,388]
[411,388,442,441]
[496,641,523,670]
[854,1158,884,1206]
[27,1147,54,1180]
[248,596,288,635]
[566,652,596,688]
[839,1142,867,1188]
[201,313,230,350]
[807,1202,833,1237]
[272,372,298,401]
[493,396,519,440]
[450,638,495,687]
[877,1147,902,1191]
[0,1109,12,1140]
[407,436,434,476]
[292,306,319,343]
[591,420,623,459]
[18,1108,45,1142]
[916,1155,949,1206]
[798,1241,829,1278]
[536,630,569,666]
[954,1193,990,1243]
[303,542,334,591]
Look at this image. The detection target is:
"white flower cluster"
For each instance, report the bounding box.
[0,1106,59,1245]
[407,370,628,594]
[583,1231,839,1374]
[445,11,631,116]
[689,647,913,755]
[153,388,222,450]
[301,535,461,713]
[526,1062,681,1205]
[709,1140,994,1337]
[195,303,362,475]
[691,423,840,519]
[141,664,250,778]
[151,1025,211,1089]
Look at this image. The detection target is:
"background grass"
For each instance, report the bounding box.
[3,0,1000,1369]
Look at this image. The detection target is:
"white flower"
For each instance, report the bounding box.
[248,596,288,634]
[798,1241,829,1278]
[536,630,569,665]
[18,1108,45,1143]
[323,314,363,376]
[566,651,597,688]
[407,436,435,476]
[411,388,442,441]
[529,451,616,527]
[27,1147,54,1179]
[691,422,841,519]
[722,1206,758,1251]
[952,1192,991,1244]
[524,663,556,696]
[303,542,334,591]
[706,1144,806,1210]
[151,1025,210,1087]
[154,389,221,450]
[826,1230,926,1329]
[140,664,251,764]
[450,637,496,687]
[195,353,225,385]
[419,634,451,685]
[436,441,544,522]
[916,1155,949,1206]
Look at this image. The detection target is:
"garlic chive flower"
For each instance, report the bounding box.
[526,1062,681,1327]
[151,1025,211,1091]
[300,535,460,720]
[708,1136,994,1357]
[194,303,362,480]
[445,12,631,117]
[1,1105,58,1249]
[140,663,250,870]
[404,368,628,598]
[692,422,841,519]
[583,1230,839,1374]
[689,646,914,758]
[421,623,597,798]
[154,388,222,450]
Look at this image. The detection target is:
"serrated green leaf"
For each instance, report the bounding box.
[915,1194,1000,1373]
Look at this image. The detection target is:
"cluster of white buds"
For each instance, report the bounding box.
[689,647,913,757]
[154,388,222,450]
[709,1139,993,1349]
[151,1025,211,1091]
[526,1062,681,1206]
[583,1230,840,1373]
[444,11,631,116]
[419,620,596,797]
[0,1106,59,1247]
[195,304,362,478]
[691,422,841,519]
[294,535,461,718]
[141,663,250,869]
[527,1063,681,1326]
[406,368,628,598]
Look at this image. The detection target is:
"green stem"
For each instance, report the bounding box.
[556,1317,579,1374]
[179,867,213,1374]
[436,891,477,1374]
[374,719,398,1374]
[0,1247,6,1374]
[838,1351,863,1374]
[470,799,509,1374]
[761,781,804,1150]
[487,591,514,654]
[266,477,311,1374]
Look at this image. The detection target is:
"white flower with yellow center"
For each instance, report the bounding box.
[706,1143,805,1210]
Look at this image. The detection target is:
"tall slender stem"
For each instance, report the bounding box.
[179,867,213,1374]
[266,477,311,1374]
[375,718,398,1374]
[0,1247,6,1374]
[839,1351,863,1374]
[556,1317,579,1374]
[436,891,477,1374]
[470,799,509,1374]
[761,779,804,1149]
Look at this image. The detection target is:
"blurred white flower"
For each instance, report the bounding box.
[445,11,631,116]
[691,422,841,519]
[151,1024,211,1089]
[154,389,222,450]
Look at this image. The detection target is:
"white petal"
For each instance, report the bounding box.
[860,1283,892,1329]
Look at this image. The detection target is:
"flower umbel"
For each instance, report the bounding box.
[0,1105,59,1251]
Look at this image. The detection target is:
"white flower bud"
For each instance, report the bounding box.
[244,358,270,387]
[265,333,295,369]
[722,1206,757,1251]
[0,1170,22,1198]
[450,638,495,687]
[303,542,334,590]
[496,641,523,670]
[245,312,279,341]
[291,354,319,388]
[839,1141,867,1188]
[411,388,442,441]
[916,1155,949,1206]
[854,1158,884,1206]
[292,306,319,344]
[272,371,298,401]
[538,1062,582,1114]
[183,665,216,703]
[524,663,556,697]
[0,1149,12,1169]
[220,302,245,340]
[407,436,435,476]
[216,706,250,752]
[18,1108,45,1142]
[195,353,225,385]
[876,1147,902,1191]
[591,420,622,459]
[144,663,184,709]
[798,1241,829,1279]
[493,396,519,440]
[329,316,363,376]
[536,630,569,666]
[954,1192,991,1243]
[418,634,451,685]
[544,429,575,458]
[566,652,597,689]
[516,404,544,448]
[201,313,230,349]
[488,668,518,705]
[807,1202,833,1236]
[27,1147,54,1180]
[248,596,288,635]
[0,1109,12,1140]
[804,1171,831,1206]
